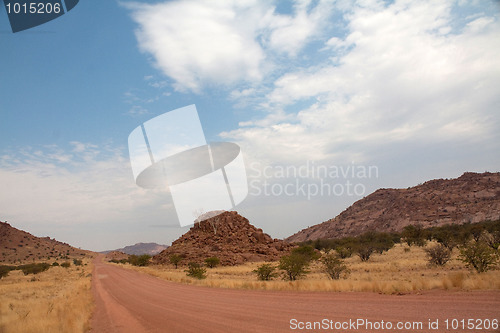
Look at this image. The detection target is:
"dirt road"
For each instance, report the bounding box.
[91,257,500,332]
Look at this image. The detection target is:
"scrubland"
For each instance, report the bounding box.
[120,243,500,294]
[0,259,93,333]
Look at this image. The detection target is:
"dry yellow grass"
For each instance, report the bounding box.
[0,259,94,333]
[120,243,500,294]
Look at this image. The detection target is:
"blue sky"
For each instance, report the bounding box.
[1,0,499,251]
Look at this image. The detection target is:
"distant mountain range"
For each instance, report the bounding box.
[0,221,92,264]
[287,172,500,243]
[102,243,168,256]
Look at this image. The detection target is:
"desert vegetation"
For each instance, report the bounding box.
[0,258,93,333]
[117,242,499,294]
[110,254,151,266]
[113,220,499,293]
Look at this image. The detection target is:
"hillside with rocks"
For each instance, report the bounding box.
[287,172,500,243]
[0,221,93,264]
[153,211,293,266]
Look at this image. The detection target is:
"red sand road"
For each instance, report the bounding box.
[91,257,500,333]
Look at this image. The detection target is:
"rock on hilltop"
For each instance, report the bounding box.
[287,172,500,242]
[153,211,293,266]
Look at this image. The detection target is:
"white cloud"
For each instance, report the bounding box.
[265,0,333,56]
[127,105,149,116]
[127,0,269,92]
[223,0,500,165]
[0,144,169,227]
[126,0,335,92]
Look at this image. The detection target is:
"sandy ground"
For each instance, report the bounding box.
[91,256,500,333]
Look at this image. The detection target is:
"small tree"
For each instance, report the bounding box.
[279,253,310,281]
[128,254,151,267]
[356,245,374,262]
[292,245,320,261]
[0,265,11,279]
[402,225,427,247]
[321,253,350,280]
[335,246,353,259]
[185,262,207,279]
[169,254,182,269]
[459,240,498,273]
[433,229,456,250]
[61,262,71,268]
[425,244,451,266]
[20,263,50,275]
[253,263,278,281]
[204,257,220,268]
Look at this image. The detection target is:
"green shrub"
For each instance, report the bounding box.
[52,262,59,266]
[128,254,151,267]
[335,246,353,259]
[61,262,71,268]
[204,257,220,268]
[401,225,427,247]
[279,253,310,281]
[321,253,350,280]
[0,265,13,279]
[356,244,374,261]
[169,254,182,269]
[253,263,278,281]
[73,259,83,266]
[459,240,498,273]
[19,263,50,275]
[185,262,207,279]
[425,244,451,266]
[291,245,320,261]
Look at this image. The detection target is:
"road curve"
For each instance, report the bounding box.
[91,257,500,333]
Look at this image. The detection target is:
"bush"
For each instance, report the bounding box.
[61,262,71,268]
[425,244,451,266]
[128,254,151,267]
[19,263,50,275]
[432,229,457,250]
[291,245,320,261]
[73,259,83,266]
[402,225,427,247]
[459,240,498,273]
[169,254,182,269]
[335,246,353,259]
[185,262,207,279]
[52,262,59,266]
[279,253,310,281]
[253,263,278,281]
[0,265,13,279]
[321,253,350,280]
[356,245,374,262]
[204,257,220,268]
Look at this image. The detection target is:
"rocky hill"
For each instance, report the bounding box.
[153,211,293,266]
[0,221,93,264]
[103,242,168,256]
[287,172,500,243]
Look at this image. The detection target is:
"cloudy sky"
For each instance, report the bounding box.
[1,0,499,251]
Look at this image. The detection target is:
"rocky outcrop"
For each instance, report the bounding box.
[287,172,500,242]
[153,211,293,266]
